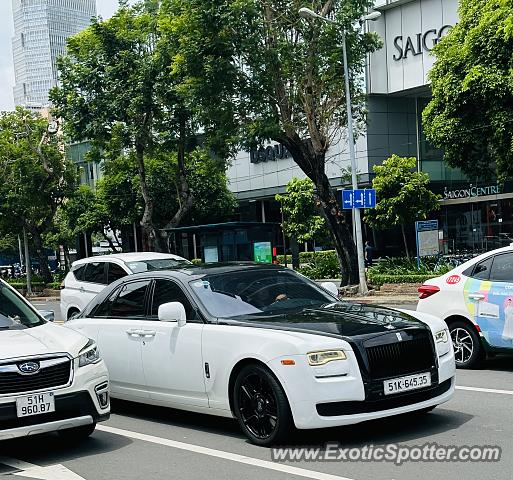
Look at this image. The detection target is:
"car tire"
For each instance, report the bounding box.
[449,321,483,369]
[58,422,96,441]
[233,363,293,446]
[67,308,80,321]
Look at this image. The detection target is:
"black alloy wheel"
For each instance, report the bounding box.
[449,321,483,369]
[233,364,293,446]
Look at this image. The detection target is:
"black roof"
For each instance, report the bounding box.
[125,262,286,282]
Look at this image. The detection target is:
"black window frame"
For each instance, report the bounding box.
[91,279,153,320]
[106,262,129,284]
[148,278,203,324]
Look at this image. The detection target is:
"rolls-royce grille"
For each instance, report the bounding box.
[0,359,72,395]
[365,332,435,379]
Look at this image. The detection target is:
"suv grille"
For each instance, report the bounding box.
[0,358,72,395]
[365,330,435,379]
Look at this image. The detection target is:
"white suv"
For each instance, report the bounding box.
[0,279,110,441]
[61,252,190,320]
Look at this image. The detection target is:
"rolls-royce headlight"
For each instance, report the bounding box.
[435,329,449,343]
[78,339,101,367]
[307,350,346,366]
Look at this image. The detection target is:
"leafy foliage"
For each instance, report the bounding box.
[365,155,440,254]
[0,108,76,281]
[368,256,451,275]
[423,0,513,180]
[276,178,327,244]
[173,0,381,285]
[297,251,341,280]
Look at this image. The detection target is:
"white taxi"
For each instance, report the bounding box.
[418,246,513,368]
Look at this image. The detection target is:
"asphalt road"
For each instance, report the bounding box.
[0,362,511,480]
[3,302,513,480]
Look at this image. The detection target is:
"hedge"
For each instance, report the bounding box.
[367,273,435,287]
[8,282,46,289]
[276,250,337,264]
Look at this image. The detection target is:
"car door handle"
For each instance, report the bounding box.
[139,330,156,338]
[469,294,485,301]
[126,328,143,337]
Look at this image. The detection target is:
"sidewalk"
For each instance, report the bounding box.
[345,294,419,306]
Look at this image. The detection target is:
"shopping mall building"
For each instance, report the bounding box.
[223,0,513,258]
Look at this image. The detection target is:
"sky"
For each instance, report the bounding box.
[0,0,121,111]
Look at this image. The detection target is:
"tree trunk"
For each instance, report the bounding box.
[30,229,52,284]
[280,138,359,286]
[401,224,410,259]
[135,143,158,252]
[101,231,119,253]
[164,111,194,231]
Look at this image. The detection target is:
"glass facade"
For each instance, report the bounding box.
[12,0,96,108]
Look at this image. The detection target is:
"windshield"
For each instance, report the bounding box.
[0,283,45,330]
[125,258,191,274]
[189,269,335,319]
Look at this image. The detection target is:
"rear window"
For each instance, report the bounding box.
[489,253,513,282]
[83,262,107,285]
[125,258,190,274]
[72,264,87,281]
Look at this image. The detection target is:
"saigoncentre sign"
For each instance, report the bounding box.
[393,25,452,61]
[443,185,501,200]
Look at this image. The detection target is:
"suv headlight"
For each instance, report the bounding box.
[307,350,346,366]
[435,329,449,343]
[78,339,101,367]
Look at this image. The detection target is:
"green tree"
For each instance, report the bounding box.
[365,155,441,257]
[423,0,513,180]
[0,108,76,282]
[183,0,381,285]
[52,1,239,250]
[276,178,327,244]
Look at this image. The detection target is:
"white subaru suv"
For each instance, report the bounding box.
[61,252,191,320]
[0,279,110,441]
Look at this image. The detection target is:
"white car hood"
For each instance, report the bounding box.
[0,322,89,361]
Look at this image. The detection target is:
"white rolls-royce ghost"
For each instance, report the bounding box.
[67,263,455,446]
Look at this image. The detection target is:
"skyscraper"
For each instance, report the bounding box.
[12,0,97,109]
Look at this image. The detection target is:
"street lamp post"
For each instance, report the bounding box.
[299,7,380,294]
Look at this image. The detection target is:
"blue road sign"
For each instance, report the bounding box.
[342,189,376,209]
[342,190,354,209]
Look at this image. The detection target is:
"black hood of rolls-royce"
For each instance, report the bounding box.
[220,302,429,341]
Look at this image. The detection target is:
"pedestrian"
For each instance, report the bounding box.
[364,241,374,268]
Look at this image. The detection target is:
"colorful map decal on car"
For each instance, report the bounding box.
[464,278,513,348]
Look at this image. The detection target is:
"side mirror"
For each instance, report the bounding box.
[158,302,187,327]
[39,310,55,322]
[320,282,339,298]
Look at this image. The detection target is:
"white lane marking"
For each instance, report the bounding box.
[456,385,513,396]
[0,457,85,480]
[97,425,354,480]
